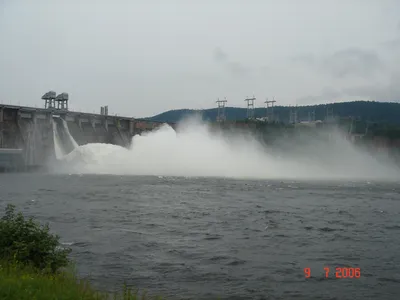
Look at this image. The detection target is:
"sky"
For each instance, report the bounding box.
[0,0,399,117]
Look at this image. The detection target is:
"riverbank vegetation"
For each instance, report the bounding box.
[0,204,158,300]
[147,101,400,125]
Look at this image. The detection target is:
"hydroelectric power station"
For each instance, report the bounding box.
[0,91,168,171]
[2,92,400,172]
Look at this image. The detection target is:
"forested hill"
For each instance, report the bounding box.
[145,101,400,125]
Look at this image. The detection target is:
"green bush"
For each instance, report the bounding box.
[0,204,71,272]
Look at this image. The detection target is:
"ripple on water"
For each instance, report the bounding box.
[225,259,246,266]
[318,227,343,232]
[71,241,90,247]
[384,225,400,230]
[3,175,400,299]
[204,234,223,240]
[377,277,400,283]
[209,255,230,262]
[328,233,353,241]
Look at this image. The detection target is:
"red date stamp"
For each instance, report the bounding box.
[304,267,360,278]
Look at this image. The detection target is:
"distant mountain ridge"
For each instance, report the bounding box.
[144,101,400,125]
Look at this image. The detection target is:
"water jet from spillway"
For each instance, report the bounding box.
[54,117,400,181]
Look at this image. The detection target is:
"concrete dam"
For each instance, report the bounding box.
[2,92,399,173]
[0,102,170,171]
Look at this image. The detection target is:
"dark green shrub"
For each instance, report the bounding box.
[0,204,71,272]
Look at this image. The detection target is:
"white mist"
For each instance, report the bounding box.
[56,117,400,181]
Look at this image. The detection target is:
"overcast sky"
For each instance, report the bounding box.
[1,0,399,117]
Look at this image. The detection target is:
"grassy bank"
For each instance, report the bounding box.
[0,204,159,300]
[0,261,154,300]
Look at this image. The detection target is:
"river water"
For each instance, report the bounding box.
[1,173,399,299]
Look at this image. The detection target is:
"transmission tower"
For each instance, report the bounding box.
[348,116,355,135]
[365,120,373,135]
[244,96,256,120]
[289,105,298,124]
[308,109,316,122]
[348,116,362,135]
[265,97,276,122]
[216,97,228,122]
[325,106,334,122]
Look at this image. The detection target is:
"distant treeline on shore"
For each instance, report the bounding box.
[145,101,400,126]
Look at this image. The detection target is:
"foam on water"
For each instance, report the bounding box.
[57,117,400,180]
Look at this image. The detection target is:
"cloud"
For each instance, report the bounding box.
[384,38,400,50]
[291,53,316,66]
[292,48,385,79]
[226,62,251,76]
[213,48,228,62]
[297,24,400,104]
[213,47,250,77]
[384,22,400,50]
[343,73,400,102]
[292,46,397,105]
[213,47,267,78]
[297,72,400,105]
[321,48,384,78]
[1,1,400,116]
[296,87,344,104]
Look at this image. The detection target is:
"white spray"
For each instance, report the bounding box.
[52,118,65,159]
[52,117,79,159]
[62,118,79,149]
[56,117,400,180]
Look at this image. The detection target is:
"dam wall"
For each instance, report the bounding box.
[0,104,170,170]
[1,103,399,171]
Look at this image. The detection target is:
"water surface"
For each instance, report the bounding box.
[1,173,399,299]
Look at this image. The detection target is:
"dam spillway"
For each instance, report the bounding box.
[0,104,169,171]
[2,102,400,172]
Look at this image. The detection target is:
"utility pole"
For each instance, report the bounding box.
[216,97,228,122]
[244,95,256,120]
[265,97,276,122]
